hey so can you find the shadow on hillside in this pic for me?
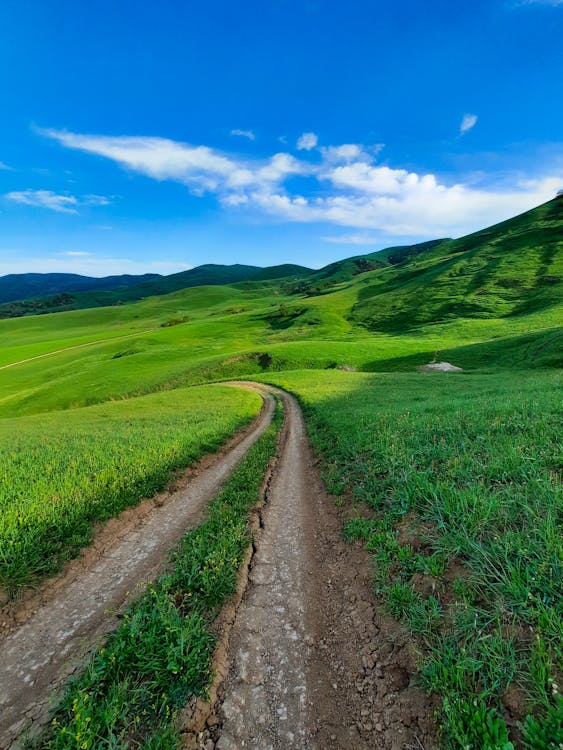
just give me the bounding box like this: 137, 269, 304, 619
364, 327, 563, 373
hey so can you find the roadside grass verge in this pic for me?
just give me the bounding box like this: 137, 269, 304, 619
0, 385, 262, 593
266, 370, 562, 749
34, 400, 282, 750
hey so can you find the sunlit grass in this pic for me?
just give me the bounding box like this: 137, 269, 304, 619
36, 404, 282, 750
266, 369, 562, 747
0, 385, 261, 592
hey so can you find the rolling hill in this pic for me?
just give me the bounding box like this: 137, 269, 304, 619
0, 271, 161, 304
0, 262, 312, 318
7, 194, 558, 326
1, 196, 561, 750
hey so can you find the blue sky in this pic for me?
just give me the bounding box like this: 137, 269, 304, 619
1, 0, 562, 276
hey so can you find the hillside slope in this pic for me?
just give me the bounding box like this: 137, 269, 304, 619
0, 272, 161, 304
0, 263, 262, 317
350, 196, 562, 332
0, 263, 314, 318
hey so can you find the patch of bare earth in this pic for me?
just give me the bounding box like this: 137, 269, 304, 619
0, 392, 275, 750
185, 388, 437, 750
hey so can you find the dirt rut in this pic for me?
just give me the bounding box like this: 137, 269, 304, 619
210, 387, 436, 750
0, 390, 275, 749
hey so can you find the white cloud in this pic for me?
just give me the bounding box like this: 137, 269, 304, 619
0, 161, 12, 171
39, 126, 563, 240
460, 114, 478, 135
230, 129, 256, 141
83, 194, 112, 206
321, 232, 379, 245
4, 188, 112, 214
515, 0, 563, 5
320, 143, 384, 164
0, 253, 188, 277
327, 163, 418, 194
247, 175, 562, 238
40, 128, 310, 197
5, 189, 79, 214
297, 132, 318, 151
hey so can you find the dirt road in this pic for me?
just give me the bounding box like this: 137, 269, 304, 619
0, 390, 275, 749
211, 387, 436, 750
1, 384, 435, 749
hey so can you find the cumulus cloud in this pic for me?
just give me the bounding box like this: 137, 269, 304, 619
40, 128, 311, 198
39, 126, 563, 240
245, 175, 562, 238
319, 143, 383, 164
230, 129, 256, 141
297, 132, 318, 150
460, 114, 478, 135
4, 188, 112, 214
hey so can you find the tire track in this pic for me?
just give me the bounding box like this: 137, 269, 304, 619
0, 389, 275, 749
210, 386, 437, 750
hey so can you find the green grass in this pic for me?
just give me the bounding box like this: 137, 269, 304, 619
0, 385, 262, 593
34, 403, 282, 750
1, 197, 562, 747
264, 369, 562, 748
0, 199, 560, 418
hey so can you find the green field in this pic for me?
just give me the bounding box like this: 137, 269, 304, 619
0, 385, 261, 592
37, 407, 282, 750
1, 197, 562, 748
264, 369, 562, 747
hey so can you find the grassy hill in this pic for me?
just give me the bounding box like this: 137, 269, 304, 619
1, 197, 561, 748
0, 263, 261, 317
0, 196, 560, 418
0, 262, 313, 318
0, 271, 161, 304
351, 196, 562, 332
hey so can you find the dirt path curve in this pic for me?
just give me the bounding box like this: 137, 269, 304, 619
0, 389, 275, 749
211, 386, 436, 750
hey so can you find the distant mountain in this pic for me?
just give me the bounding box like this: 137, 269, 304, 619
249, 264, 311, 281
0, 262, 313, 318
4, 193, 561, 323
0, 272, 161, 305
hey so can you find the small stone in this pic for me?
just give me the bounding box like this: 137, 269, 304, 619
216, 736, 237, 750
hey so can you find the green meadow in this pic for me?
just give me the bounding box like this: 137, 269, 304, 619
0, 386, 261, 592
38, 407, 282, 750
264, 369, 562, 747
1, 197, 561, 747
